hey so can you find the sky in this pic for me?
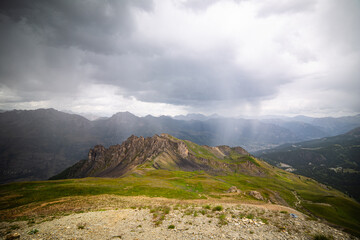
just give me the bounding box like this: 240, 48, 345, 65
0, 0, 359, 118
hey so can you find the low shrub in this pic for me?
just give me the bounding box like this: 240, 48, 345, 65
28, 229, 39, 235
212, 205, 223, 211
313, 234, 333, 240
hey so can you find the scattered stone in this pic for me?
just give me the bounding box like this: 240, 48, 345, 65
0, 201, 353, 240
5, 232, 20, 240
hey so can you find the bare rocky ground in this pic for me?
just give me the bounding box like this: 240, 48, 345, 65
1, 196, 357, 240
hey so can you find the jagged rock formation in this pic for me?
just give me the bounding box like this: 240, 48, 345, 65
51, 134, 264, 179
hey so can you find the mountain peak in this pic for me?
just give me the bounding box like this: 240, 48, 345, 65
108, 112, 139, 123
112, 111, 137, 118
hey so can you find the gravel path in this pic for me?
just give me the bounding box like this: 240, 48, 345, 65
1, 202, 355, 240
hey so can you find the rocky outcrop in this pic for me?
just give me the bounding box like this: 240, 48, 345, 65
226, 186, 241, 193
248, 191, 264, 201
51, 134, 263, 179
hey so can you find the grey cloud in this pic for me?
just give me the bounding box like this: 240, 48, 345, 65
257, 0, 316, 17
88, 47, 287, 106
319, 0, 360, 53
317, 0, 360, 107
181, 0, 247, 11
181, 0, 222, 11
0, 14, 88, 100
0, 0, 294, 107
0, 0, 153, 103
0, 0, 153, 54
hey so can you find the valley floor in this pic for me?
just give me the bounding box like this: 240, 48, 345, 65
0, 196, 355, 240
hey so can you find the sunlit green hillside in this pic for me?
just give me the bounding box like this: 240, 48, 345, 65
1, 155, 359, 236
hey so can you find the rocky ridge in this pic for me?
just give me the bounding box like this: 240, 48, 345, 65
52, 134, 262, 179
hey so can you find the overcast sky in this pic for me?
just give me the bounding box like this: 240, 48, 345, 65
0, 0, 359, 117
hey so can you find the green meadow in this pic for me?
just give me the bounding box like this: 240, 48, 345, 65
1, 165, 360, 236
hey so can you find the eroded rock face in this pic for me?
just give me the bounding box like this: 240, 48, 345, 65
177, 141, 189, 158
52, 134, 261, 179
53, 134, 192, 178
81, 134, 188, 177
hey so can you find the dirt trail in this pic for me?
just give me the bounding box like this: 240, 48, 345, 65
13, 200, 68, 217
293, 191, 302, 208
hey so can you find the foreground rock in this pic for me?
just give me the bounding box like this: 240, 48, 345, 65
0, 202, 354, 240
4, 233, 20, 240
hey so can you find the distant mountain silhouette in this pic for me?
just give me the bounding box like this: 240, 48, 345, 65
264, 114, 360, 137
173, 113, 220, 121
0, 109, 99, 183
1, 108, 359, 183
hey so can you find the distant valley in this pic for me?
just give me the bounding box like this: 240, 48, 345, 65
255, 127, 360, 202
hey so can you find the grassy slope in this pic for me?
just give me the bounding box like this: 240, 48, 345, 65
1, 140, 360, 236
1, 167, 359, 235
256, 129, 360, 201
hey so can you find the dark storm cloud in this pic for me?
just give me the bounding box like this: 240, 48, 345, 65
87, 46, 287, 106
0, 0, 359, 116
0, 14, 82, 98
0, 0, 153, 54
0, 0, 153, 102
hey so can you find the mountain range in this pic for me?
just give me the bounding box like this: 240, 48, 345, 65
261, 114, 360, 138
255, 127, 360, 201
1, 108, 360, 183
